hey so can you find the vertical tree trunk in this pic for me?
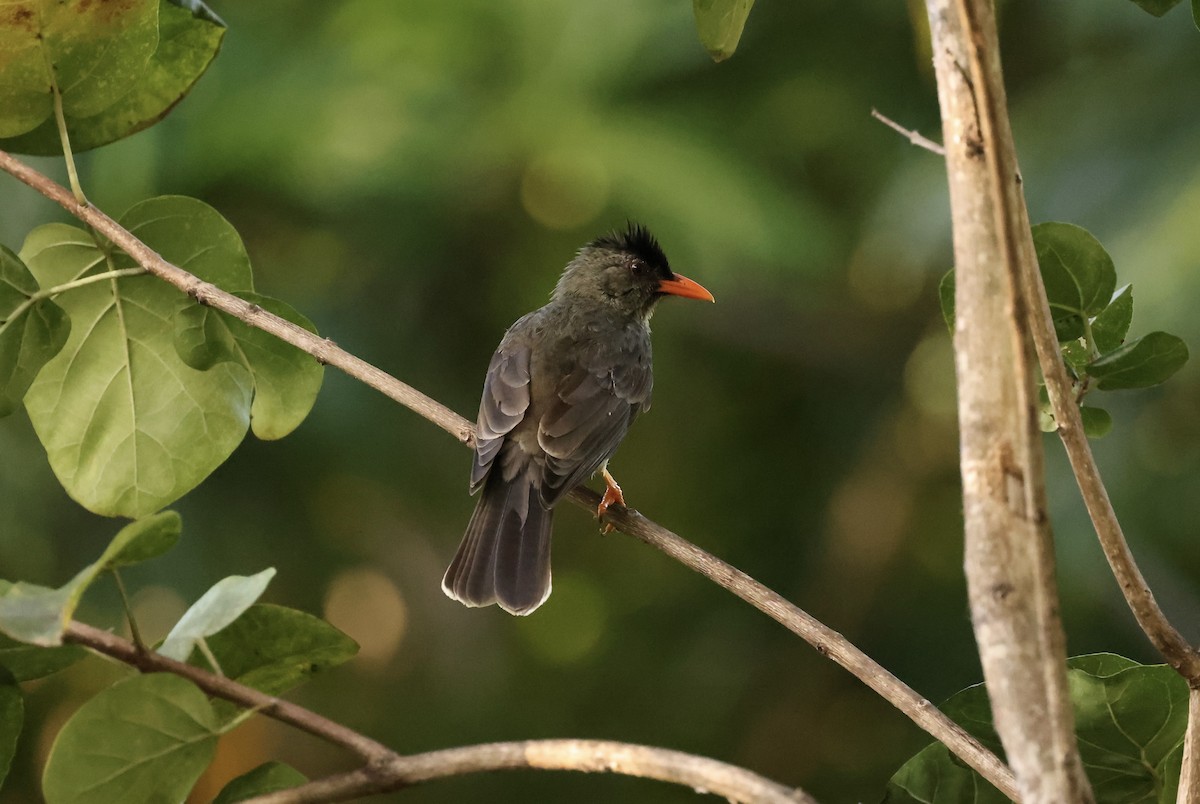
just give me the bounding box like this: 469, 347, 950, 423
923, 1, 1093, 801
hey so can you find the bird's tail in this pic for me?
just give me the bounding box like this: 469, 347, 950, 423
441, 471, 553, 615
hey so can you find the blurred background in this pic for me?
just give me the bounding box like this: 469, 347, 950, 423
2, 0, 1199, 801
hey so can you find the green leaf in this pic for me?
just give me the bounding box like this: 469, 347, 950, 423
119, 195, 253, 292
1092, 285, 1133, 355
1194, 0, 1200, 32
692, 0, 756, 62
0, 0, 159, 138
0, 668, 22, 790
0, 0, 226, 155
159, 569, 276, 661
1062, 340, 1090, 375
0, 244, 71, 417
98, 511, 182, 568
212, 761, 307, 803
938, 269, 955, 334
1087, 332, 1189, 390
0, 567, 98, 646
198, 604, 358, 698
1032, 222, 1117, 342
174, 293, 323, 440
1080, 406, 1113, 439
174, 300, 240, 370
1070, 661, 1186, 800
884, 743, 1010, 803
42, 673, 218, 804
1068, 653, 1140, 675
1038, 404, 1057, 433
21, 198, 257, 517
0, 513, 181, 645
883, 681, 1007, 804
0, 635, 84, 681
1127, 0, 1184, 15
885, 654, 1187, 804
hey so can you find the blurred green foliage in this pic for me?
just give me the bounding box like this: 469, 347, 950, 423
1, 0, 1199, 801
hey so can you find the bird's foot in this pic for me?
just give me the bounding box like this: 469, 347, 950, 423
596, 469, 625, 534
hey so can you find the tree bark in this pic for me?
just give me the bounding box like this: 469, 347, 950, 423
923, 0, 1093, 801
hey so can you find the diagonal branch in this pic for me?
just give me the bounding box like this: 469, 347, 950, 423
590, 498, 1017, 799
0, 148, 1016, 800
63, 622, 811, 804
0, 150, 474, 448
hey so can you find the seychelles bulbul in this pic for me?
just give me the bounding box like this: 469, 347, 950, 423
441, 224, 715, 615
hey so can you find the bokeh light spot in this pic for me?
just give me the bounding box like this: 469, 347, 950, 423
516, 572, 607, 664
129, 585, 189, 646
323, 567, 408, 667
904, 331, 958, 420
520, 150, 610, 231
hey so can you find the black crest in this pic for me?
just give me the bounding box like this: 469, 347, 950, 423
589, 223, 669, 272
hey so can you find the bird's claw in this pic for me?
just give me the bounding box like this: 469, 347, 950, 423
596, 471, 625, 533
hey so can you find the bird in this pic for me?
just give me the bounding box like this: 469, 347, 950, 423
441, 223, 715, 615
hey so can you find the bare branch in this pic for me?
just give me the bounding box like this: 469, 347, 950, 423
924, 0, 1091, 801
870, 108, 946, 155
64, 623, 812, 804
0, 148, 1016, 800
244, 741, 815, 804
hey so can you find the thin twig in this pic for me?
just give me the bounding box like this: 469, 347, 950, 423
45, 58, 86, 205
64, 623, 813, 804
1048, 369, 1200, 802
110, 570, 144, 651
0, 266, 145, 335
63, 621, 396, 764
0, 149, 1016, 800
870, 108, 946, 155
1031, 279, 1200, 676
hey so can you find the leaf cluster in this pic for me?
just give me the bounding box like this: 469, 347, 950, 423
0, 514, 357, 803
1, 196, 323, 517
940, 222, 1189, 438
0, 8, 340, 800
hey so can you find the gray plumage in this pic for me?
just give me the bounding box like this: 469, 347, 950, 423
442, 224, 711, 615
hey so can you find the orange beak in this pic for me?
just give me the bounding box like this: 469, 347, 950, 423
657, 273, 715, 303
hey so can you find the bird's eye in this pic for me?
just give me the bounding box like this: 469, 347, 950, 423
628, 258, 650, 277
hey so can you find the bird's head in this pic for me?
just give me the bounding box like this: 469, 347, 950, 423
553, 223, 715, 318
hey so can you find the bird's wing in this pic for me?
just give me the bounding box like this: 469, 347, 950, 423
537, 343, 653, 506
470, 338, 532, 493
